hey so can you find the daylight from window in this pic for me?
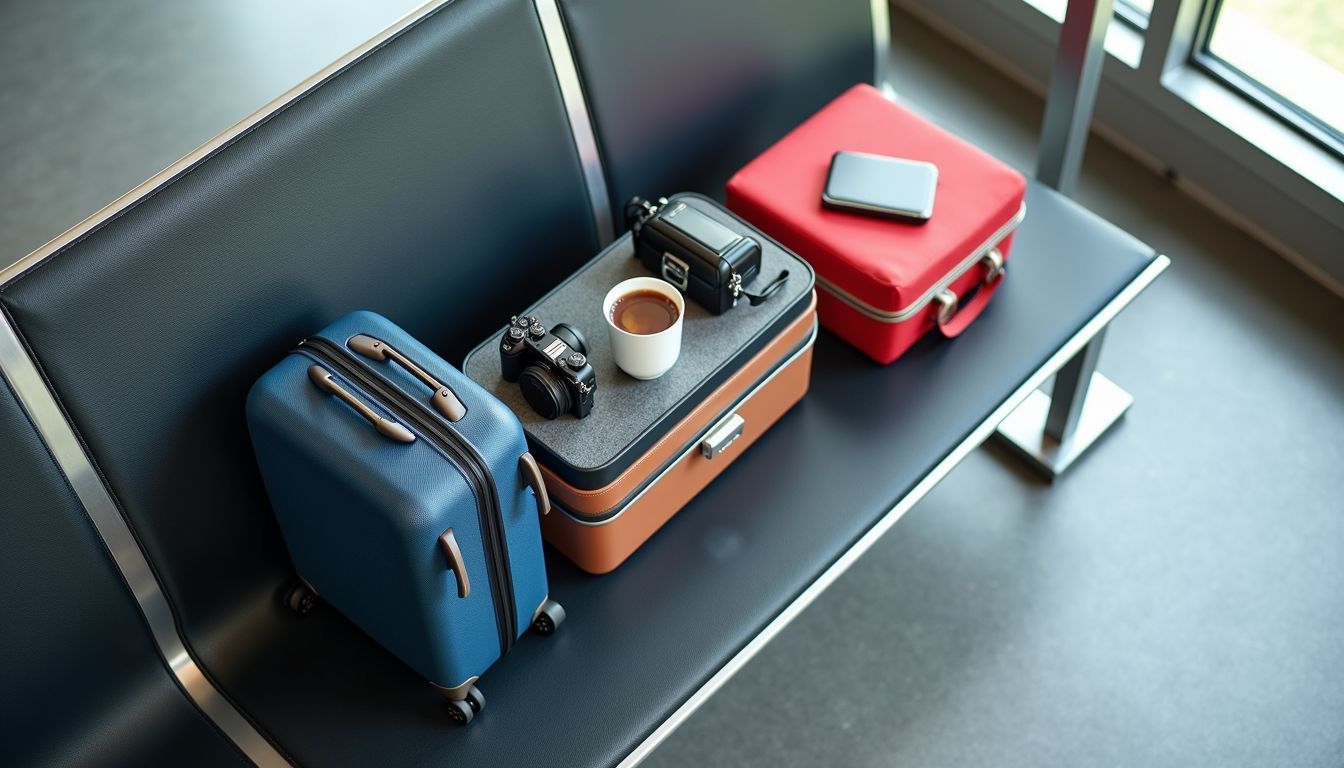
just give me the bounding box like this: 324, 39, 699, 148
1207, 0, 1344, 137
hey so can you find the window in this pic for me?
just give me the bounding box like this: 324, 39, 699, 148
1114, 0, 1153, 30
1195, 0, 1344, 154
898, 0, 1344, 289
1021, 0, 1146, 66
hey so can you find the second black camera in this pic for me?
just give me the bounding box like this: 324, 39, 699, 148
627, 196, 788, 315
500, 315, 596, 420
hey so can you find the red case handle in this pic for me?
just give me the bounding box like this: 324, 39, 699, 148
934, 249, 1005, 338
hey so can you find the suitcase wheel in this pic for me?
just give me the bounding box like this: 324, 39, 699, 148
283, 580, 318, 615
532, 598, 566, 636
447, 698, 475, 725
465, 685, 485, 714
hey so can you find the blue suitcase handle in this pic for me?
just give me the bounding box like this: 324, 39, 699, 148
348, 334, 468, 422
438, 529, 471, 599
307, 365, 416, 444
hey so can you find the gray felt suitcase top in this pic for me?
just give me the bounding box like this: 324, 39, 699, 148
463, 193, 815, 490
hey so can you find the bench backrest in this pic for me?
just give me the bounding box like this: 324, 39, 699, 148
0, 0, 598, 680
558, 0, 875, 220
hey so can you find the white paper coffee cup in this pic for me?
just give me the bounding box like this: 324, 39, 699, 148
602, 277, 685, 380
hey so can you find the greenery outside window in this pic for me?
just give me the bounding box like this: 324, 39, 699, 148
1193, 0, 1344, 156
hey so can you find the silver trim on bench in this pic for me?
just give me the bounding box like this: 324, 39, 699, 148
534, 0, 617, 246
0, 2, 459, 764
871, 0, 892, 88
616, 253, 1170, 768
0, 314, 291, 768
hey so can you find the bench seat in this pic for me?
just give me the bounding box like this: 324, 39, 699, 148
177, 181, 1158, 767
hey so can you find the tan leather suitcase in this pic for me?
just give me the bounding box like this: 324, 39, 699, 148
464, 194, 816, 573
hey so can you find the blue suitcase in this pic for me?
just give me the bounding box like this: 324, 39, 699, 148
246, 310, 563, 725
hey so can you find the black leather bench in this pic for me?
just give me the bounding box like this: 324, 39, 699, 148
0, 377, 250, 768
0, 1, 1163, 766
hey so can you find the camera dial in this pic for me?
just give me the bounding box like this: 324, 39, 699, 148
500, 317, 596, 420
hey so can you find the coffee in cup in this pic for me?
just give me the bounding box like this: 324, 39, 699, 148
602, 277, 685, 380
609, 289, 680, 335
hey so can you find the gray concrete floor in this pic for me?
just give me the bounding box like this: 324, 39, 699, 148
3, 3, 1341, 767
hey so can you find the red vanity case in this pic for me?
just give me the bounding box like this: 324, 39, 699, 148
727, 83, 1027, 364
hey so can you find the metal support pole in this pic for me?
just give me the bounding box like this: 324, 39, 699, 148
995, 339, 1134, 478
996, 0, 1137, 480
1036, 0, 1114, 195
1045, 328, 1106, 439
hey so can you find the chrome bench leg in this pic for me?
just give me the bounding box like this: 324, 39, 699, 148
995, 331, 1132, 479
996, 0, 1131, 480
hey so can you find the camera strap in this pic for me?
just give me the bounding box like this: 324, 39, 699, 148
624, 195, 667, 237
738, 269, 789, 306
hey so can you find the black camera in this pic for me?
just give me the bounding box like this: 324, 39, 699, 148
499, 315, 596, 420
626, 195, 788, 315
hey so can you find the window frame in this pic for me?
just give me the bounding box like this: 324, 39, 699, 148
1113, 0, 1151, 31
1189, 0, 1344, 159
890, 0, 1344, 296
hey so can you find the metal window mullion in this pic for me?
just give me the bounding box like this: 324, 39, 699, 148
1140, 0, 1207, 81
871, 0, 892, 88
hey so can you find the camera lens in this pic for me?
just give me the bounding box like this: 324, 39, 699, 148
551, 323, 588, 354
519, 363, 571, 420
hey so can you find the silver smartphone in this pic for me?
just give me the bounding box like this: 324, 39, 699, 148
822, 150, 938, 223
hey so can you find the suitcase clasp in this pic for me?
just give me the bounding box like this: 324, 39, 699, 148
661, 251, 690, 291
981, 248, 1006, 284
701, 413, 745, 459
933, 290, 959, 327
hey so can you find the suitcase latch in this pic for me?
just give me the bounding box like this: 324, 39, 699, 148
701, 413, 745, 459
981, 248, 1005, 284
662, 251, 690, 290
933, 290, 959, 326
